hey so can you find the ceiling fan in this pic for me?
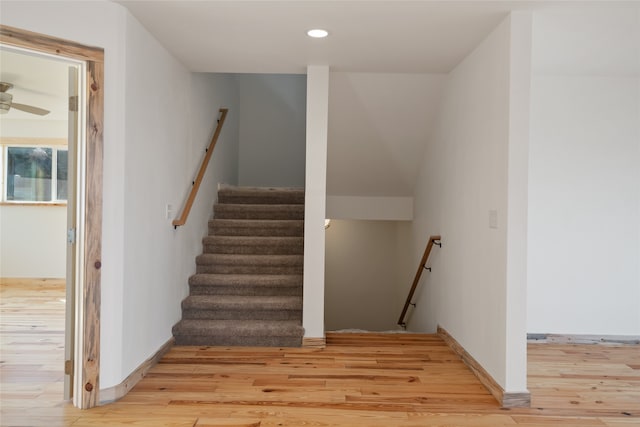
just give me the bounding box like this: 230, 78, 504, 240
0, 82, 50, 116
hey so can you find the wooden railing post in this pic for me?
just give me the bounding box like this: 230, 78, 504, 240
398, 235, 442, 327
172, 108, 228, 228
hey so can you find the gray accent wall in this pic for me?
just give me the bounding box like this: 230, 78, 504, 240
237, 74, 306, 188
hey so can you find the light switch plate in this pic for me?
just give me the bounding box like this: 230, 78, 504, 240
489, 209, 498, 229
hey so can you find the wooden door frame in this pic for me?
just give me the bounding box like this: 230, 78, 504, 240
0, 25, 104, 409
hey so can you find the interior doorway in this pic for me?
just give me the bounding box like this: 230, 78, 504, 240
0, 44, 79, 401
0, 25, 104, 409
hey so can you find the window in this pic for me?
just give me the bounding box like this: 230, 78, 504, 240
2, 145, 68, 202
56, 149, 68, 200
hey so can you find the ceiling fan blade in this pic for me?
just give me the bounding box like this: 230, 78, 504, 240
10, 102, 50, 116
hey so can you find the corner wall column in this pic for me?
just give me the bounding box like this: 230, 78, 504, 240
303, 65, 329, 340
505, 11, 533, 396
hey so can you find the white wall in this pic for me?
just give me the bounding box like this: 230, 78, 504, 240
0, 119, 68, 279
407, 14, 531, 393
237, 74, 306, 188
327, 72, 446, 197
325, 220, 404, 331
0, 120, 68, 138
121, 16, 239, 382
0, 205, 66, 277
326, 195, 413, 221
0, 1, 240, 391
180, 72, 239, 275
528, 7, 640, 335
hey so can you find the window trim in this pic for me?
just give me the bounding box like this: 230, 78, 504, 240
0, 138, 69, 204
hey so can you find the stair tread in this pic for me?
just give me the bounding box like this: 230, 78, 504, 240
210, 219, 304, 226
213, 204, 304, 220
189, 274, 302, 285
218, 185, 305, 205
183, 295, 302, 310
209, 219, 304, 237
189, 274, 302, 296
215, 203, 304, 208
196, 253, 303, 264
203, 235, 303, 243
203, 235, 303, 255
219, 184, 304, 193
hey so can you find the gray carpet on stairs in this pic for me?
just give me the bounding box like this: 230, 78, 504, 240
173, 185, 305, 347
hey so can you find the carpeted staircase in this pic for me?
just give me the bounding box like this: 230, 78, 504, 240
172, 185, 305, 347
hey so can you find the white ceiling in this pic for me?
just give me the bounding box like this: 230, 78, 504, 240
117, 0, 551, 74
117, 1, 640, 75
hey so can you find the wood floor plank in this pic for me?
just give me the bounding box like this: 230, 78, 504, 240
1, 279, 639, 426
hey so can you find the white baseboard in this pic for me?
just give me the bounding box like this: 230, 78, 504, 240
99, 337, 174, 405
438, 325, 530, 408
527, 333, 640, 345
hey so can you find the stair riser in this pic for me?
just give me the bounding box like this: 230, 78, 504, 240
214, 212, 305, 221
196, 254, 303, 264
209, 225, 304, 237
183, 309, 302, 321
173, 320, 304, 336
218, 195, 304, 205
190, 285, 302, 297
203, 243, 303, 255
182, 296, 302, 312
189, 276, 302, 287
196, 265, 303, 275
214, 206, 304, 220
174, 335, 302, 347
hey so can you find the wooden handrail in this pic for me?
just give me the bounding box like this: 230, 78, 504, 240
173, 108, 228, 228
398, 235, 442, 327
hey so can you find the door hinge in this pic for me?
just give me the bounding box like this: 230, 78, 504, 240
67, 228, 76, 244
64, 359, 73, 375
69, 95, 78, 112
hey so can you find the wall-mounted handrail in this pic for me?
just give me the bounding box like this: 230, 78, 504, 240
398, 235, 442, 328
173, 108, 228, 228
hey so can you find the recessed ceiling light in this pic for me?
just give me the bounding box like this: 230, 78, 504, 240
307, 29, 329, 38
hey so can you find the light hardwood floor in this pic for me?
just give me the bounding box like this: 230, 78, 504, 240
1, 279, 638, 426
